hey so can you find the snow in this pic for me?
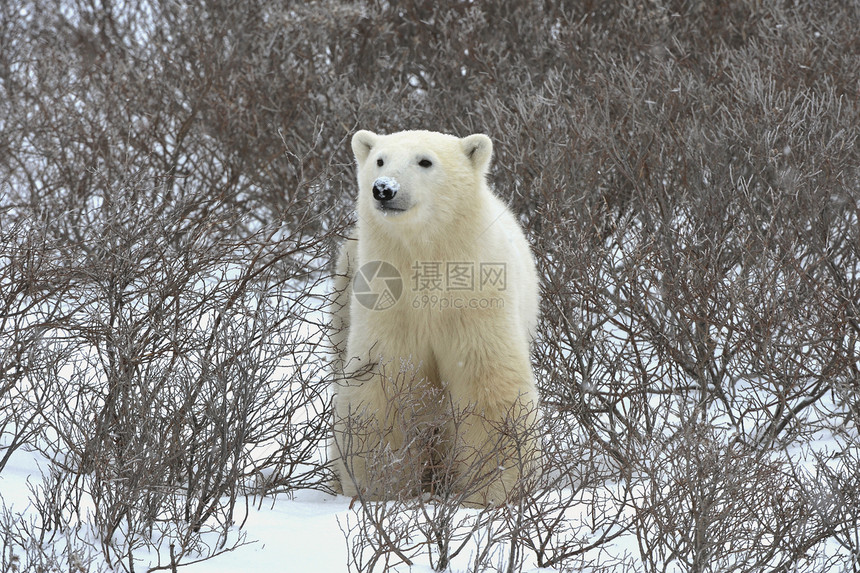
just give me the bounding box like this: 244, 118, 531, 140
181, 490, 352, 573
374, 176, 401, 194
0, 443, 355, 572
1, 445, 566, 572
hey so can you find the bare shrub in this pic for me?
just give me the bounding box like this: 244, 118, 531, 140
631, 424, 833, 572
2, 171, 338, 568
507, 412, 631, 570
1, 0, 346, 568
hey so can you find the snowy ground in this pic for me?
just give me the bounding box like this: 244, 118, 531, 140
182, 490, 354, 573
3, 403, 855, 572
0, 446, 346, 572
1, 445, 562, 573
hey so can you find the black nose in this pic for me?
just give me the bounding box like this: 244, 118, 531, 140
373, 181, 397, 202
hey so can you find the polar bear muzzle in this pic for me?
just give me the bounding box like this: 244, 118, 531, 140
372, 177, 410, 213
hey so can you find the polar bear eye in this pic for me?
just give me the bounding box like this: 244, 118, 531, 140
418, 159, 433, 168
376, 158, 384, 167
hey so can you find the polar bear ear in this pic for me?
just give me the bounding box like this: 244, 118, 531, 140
461, 133, 493, 172
351, 130, 378, 164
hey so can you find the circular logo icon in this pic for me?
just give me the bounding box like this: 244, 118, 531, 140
353, 261, 403, 311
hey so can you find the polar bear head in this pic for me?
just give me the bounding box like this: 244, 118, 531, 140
351, 130, 493, 234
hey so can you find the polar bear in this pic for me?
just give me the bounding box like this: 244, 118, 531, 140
330, 129, 540, 506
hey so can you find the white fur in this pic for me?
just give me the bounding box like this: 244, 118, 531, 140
331, 130, 540, 506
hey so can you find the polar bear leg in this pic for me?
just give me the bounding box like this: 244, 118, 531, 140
437, 335, 540, 506
334, 352, 440, 499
